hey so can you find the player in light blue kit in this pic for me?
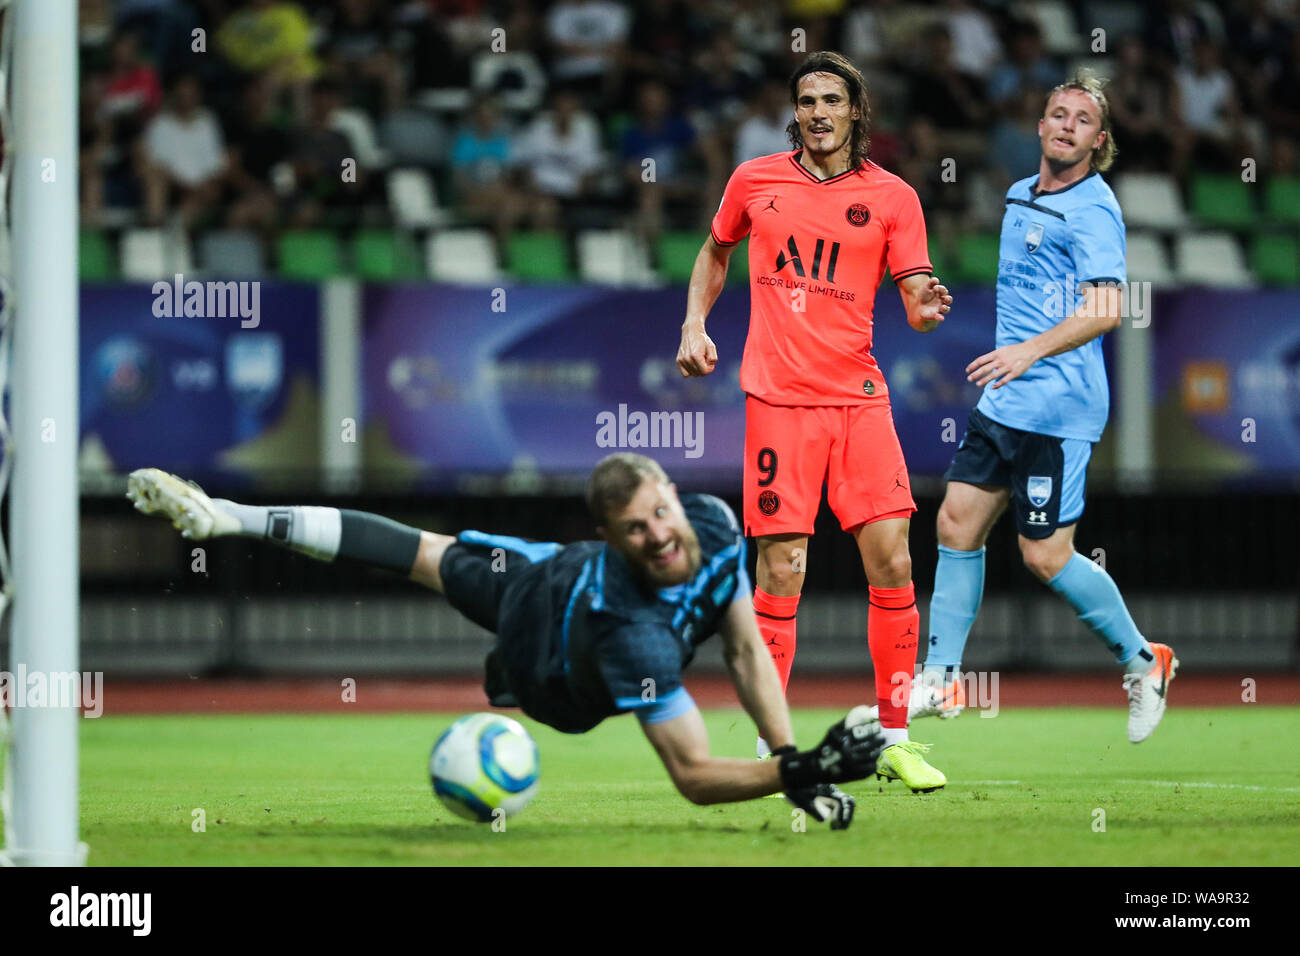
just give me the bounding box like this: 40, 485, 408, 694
889, 73, 1176, 743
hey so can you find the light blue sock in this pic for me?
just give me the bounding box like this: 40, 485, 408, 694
1047, 553, 1152, 669
924, 545, 985, 680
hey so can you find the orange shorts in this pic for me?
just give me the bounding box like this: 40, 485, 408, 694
743, 395, 916, 537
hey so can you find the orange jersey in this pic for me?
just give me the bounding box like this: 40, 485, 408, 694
711, 151, 932, 406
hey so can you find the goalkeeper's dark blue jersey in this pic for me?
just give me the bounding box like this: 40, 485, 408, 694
488, 495, 749, 734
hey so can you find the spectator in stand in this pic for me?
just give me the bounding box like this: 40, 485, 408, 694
512, 85, 604, 230
1172, 38, 1241, 172
1142, 0, 1212, 74
621, 80, 702, 242
285, 81, 368, 227
223, 76, 291, 231
86, 31, 161, 224
939, 0, 1003, 79
1109, 36, 1188, 173
320, 0, 405, 114
624, 0, 696, 93
139, 73, 228, 227
103, 31, 163, 124
1265, 31, 1300, 141
988, 20, 1059, 109
217, 0, 320, 121
544, 0, 631, 103
988, 86, 1048, 190
908, 23, 989, 159
450, 97, 528, 244
685, 31, 764, 128
734, 79, 795, 166
1226, 0, 1292, 113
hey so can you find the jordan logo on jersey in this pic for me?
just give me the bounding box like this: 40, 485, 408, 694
762, 196, 780, 213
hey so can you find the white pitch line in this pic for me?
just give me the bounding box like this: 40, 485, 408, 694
957, 778, 1300, 794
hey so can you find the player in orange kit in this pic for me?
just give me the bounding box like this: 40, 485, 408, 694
676, 51, 952, 791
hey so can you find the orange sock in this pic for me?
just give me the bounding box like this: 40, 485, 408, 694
753, 587, 800, 693
868, 583, 920, 729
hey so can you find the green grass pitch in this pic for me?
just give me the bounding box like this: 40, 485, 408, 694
11, 706, 1299, 865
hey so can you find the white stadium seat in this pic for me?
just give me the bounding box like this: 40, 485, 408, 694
120, 228, 192, 281
427, 228, 501, 283
1029, 0, 1086, 55
576, 230, 655, 286
387, 168, 447, 229
1173, 232, 1255, 288
1124, 233, 1173, 287
1115, 173, 1187, 231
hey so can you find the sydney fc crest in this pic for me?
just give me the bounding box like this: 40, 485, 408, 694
1027, 475, 1052, 508
1025, 222, 1044, 253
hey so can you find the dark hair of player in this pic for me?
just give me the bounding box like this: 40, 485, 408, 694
1048, 70, 1118, 173
586, 453, 670, 525
785, 51, 871, 169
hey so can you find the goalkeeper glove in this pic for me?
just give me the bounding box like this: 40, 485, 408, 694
774, 713, 885, 790
784, 783, 855, 830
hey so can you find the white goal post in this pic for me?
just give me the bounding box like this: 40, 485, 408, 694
0, 0, 83, 867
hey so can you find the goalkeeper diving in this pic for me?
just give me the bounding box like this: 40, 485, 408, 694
127, 452, 885, 828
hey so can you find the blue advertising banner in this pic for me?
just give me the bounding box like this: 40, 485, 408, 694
362, 284, 1022, 489
80, 283, 321, 485
1154, 290, 1300, 480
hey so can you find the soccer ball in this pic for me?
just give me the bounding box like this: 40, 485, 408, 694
429, 713, 540, 822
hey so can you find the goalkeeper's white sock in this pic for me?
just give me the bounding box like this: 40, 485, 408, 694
212, 501, 343, 561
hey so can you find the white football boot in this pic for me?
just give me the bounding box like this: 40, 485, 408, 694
853, 672, 966, 723
1123, 643, 1178, 743
126, 468, 241, 540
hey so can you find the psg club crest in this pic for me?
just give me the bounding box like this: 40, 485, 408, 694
1025, 221, 1044, 253
758, 490, 781, 515
845, 202, 871, 227
1027, 475, 1052, 508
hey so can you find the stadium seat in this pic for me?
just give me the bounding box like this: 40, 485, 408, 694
507, 231, 572, 282
353, 229, 422, 281
1173, 232, 1254, 288
277, 230, 342, 280
1115, 173, 1186, 230
378, 107, 448, 168
79, 230, 116, 281
427, 228, 501, 283
1189, 174, 1255, 229
120, 228, 192, 281
1264, 177, 1300, 225
577, 230, 655, 285
1250, 233, 1299, 285
1084, 1, 1144, 39
387, 168, 446, 230
954, 233, 1001, 284
197, 230, 266, 278
658, 231, 701, 283
1125, 232, 1174, 286
928, 240, 951, 282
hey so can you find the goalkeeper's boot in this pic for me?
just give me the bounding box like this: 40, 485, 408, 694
875, 741, 946, 793
1123, 642, 1178, 743
126, 468, 241, 540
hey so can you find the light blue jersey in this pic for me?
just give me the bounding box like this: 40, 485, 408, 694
976, 171, 1126, 442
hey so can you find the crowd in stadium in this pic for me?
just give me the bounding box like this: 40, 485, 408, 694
75, 0, 1299, 276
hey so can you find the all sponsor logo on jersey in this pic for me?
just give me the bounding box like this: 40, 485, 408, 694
1027, 475, 1052, 508
774, 235, 841, 281
845, 202, 870, 227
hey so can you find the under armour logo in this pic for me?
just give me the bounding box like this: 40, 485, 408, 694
1028, 511, 1048, 524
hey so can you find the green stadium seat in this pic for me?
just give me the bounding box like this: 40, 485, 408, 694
928, 240, 951, 282
954, 233, 1000, 284
79, 230, 116, 281
1251, 233, 1299, 285
277, 230, 342, 279
658, 231, 701, 283
1264, 177, 1300, 225
1189, 174, 1255, 229
507, 231, 571, 282
352, 229, 421, 280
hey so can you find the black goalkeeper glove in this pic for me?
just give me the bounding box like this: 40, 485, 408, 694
774, 713, 885, 790
784, 783, 855, 830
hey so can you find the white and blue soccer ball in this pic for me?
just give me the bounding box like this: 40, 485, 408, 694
429, 713, 540, 822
